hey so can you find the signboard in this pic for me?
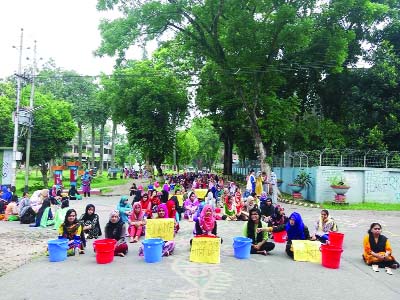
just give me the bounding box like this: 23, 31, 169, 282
145, 218, 175, 241
190, 237, 221, 264
292, 240, 322, 263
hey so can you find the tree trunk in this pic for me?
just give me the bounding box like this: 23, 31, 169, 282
91, 122, 95, 169
111, 120, 117, 168
248, 109, 270, 175
40, 161, 49, 188
78, 122, 83, 165
156, 163, 163, 177
222, 130, 234, 176
99, 123, 105, 175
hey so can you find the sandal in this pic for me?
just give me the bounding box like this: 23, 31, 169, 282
117, 253, 125, 257
372, 265, 379, 272
129, 237, 135, 243
390, 263, 399, 269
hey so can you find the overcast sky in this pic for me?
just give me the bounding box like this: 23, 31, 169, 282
0, 0, 129, 79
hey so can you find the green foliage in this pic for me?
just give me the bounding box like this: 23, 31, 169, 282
176, 130, 199, 168
328, 175, 347, 186
293, 171, 313, 188
101, 60, 188, 175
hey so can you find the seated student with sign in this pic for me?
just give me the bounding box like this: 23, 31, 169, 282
190, 205, 223, 246
285, 212, 310, 259
129, 202, 146, 243
139, 204, 175, 257
166, 198, 180, 234
243, 208, 275, 256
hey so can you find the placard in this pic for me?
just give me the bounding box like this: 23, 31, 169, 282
169, 194, 184, 206
190, 237, 221, 264
145, 218, 175, 241
194, 189, 208, 199
292, 240, 322, 263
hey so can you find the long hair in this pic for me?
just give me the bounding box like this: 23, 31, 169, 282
246, 208, 263, 243
368, 222, 382, 234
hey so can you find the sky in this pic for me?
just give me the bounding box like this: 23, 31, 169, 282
0, 0, 130, 79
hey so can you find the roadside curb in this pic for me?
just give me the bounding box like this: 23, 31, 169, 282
279, 198, 321, 209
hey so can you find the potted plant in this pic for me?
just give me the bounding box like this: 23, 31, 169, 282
66, 160, 81, 167
329, 176, 350, 195
288, 171, 312, 192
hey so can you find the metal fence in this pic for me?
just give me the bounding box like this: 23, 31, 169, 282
271, 149, 400, 168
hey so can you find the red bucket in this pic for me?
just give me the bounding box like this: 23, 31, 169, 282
328, 232, 344, 248
321, 245, 343, 269
93, 239, 117, 264
273, 230, 287, 243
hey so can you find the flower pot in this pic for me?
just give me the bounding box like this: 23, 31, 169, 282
331, 185, 350, 195
51, 166, 65, 171
288, 184, 304, 193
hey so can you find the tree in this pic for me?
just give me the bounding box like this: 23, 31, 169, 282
175, 130, 199, 170
22, 90, 76, 187
0, 80, 15, 146
101, 60, 188, 175
96, 0, 387, 174
36, 61, 97, 164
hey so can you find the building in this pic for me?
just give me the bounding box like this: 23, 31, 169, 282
63, 144, 113, 169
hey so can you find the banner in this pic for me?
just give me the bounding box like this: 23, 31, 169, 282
145, 218, 175, 241
194, 189, 208, 199
292, 240, 322, 263
190, 237, 221, 264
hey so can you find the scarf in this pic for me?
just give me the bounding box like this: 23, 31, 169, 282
286, 212, 305, 240
317, 216, 336, 232
81, 204, 96, 221
166, 200, 176, 220
157, 203, 169, 218
105, 210, 123, 240
369, 233, 388, 253
131, 202, 144, 221
36, 199, 51, 222
199, 204, 215, 232
61, 209, 81, 239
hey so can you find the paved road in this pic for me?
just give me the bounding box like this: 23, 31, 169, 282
0, 184, 399, 300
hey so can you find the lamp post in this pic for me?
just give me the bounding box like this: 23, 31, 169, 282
24, 40, 37, 192
10, 28, 25, 188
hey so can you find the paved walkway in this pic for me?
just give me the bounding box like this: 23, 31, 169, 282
0, 182, 399, 300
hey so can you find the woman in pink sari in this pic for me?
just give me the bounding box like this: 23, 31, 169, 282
128, 202, 145, 243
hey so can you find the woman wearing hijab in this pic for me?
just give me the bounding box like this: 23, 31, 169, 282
138, 204, 176, 257
59, 209, 84, 255
166, 198, 180, 234
68, 185, 79, 200
285, 212, 310, 259
183, 192, 199, 221
19, 192, 36, 224
30, 199, 54, 227
205, 190, 215, 208
116, 196, 132, 224
363, 222, 399, 274
53, 199, 70, 230
194, 204, 218, 236
140, 193, 152, 218
81, 171, 92, 199
310, 209, 338, 243
224, 195, 237, 221
1, 186, 12, 202
105, 210, 128, 257
128, 202, 145, 243
243, 208, 275, 255
79, 204, 102, 239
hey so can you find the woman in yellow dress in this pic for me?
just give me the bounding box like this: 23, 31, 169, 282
255, 172, 263, 196
363, 222, 399, 274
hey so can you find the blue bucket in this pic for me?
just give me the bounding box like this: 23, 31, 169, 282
233, 237, 252, 259
48, 239, 69, 262
142, 238, 164, 263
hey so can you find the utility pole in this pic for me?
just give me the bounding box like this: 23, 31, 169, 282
24, 40, 37, 192
11, 28, 24, 188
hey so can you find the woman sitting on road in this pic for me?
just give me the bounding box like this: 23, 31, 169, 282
30, 199, 54, 227
223, 195, 237, 221
53, 199, 69, 230
105, 210, 128, 257
310, 209, 338, 243
138, 204, 175, 257
167, 197, 180, 234
79, 204, 102, 239
128, 202, 145, 243
19, 192, 36, 224
285, 212, 310, 259
116, 196, 132, 224
140, 193, 152, 218
363, 222, 399, 274
68, 185, 79, 201
183, 192, 199, 221
243, 208, 275, 255
59, 209, 84, 256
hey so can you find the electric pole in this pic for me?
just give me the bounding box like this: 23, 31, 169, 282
11, 28, 24, 188
24, 40, 37, 192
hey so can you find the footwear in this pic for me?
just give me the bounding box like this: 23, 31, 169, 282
129, 237, 135, 243
385, 267, 393, 275
390, 263, 399, 269
372, 265, 379, 272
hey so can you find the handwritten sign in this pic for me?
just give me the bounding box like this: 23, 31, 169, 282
145, 218, 175, 241
194, 189, 208, 199
190, 237, 221, 264
292, 240, 321, 263
169, 194, 184, 206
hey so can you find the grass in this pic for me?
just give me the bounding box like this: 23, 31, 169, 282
15, 169, 130, 193
281, 192, 400, 211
